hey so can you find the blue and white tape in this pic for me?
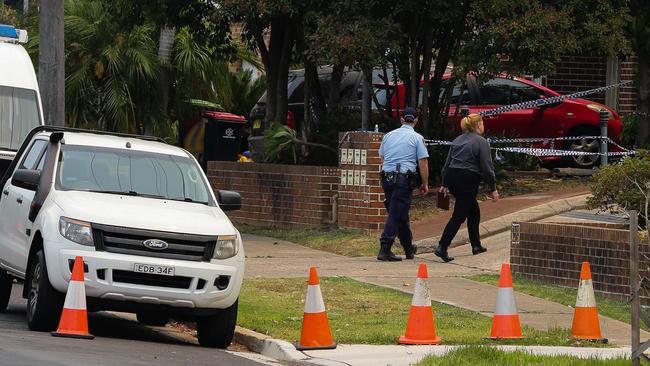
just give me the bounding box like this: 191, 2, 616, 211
424, 135, 636, 157
479, 81, 632, 117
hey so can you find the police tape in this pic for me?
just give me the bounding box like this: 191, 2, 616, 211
424, 136, 636, 157
492, 146, 635, 157
479, 81, 632, 117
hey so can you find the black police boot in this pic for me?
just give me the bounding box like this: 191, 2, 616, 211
404, 244, 418, 260
472, 245, 487, 255
377, 242, 402, 261
434, 245, 454, 263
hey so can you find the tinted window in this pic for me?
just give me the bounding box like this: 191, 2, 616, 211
441, 83, 472, 105
56, 145, 211, 205
479, 78, 546, 105
19, 139, 47, 170
0, 86, 41, 150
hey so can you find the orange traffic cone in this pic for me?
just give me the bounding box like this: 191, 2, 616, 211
399, 263, 441, 344
490, 263, 522, 339
295, 267, 336, 350
571, 262, 606, 342
51, 256, 94, 339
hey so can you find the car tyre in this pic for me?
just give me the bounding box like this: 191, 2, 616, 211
27, 250, 64, 331
196, 299, 238, 348
0, 270, 13, 312
566, 127, 601, 169
136, 312, 170, 327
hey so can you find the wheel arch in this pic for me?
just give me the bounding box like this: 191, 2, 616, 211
22, 231, 43, 299
567, 123, 599, 136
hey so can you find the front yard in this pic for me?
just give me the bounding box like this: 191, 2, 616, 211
238, 277, 606, 347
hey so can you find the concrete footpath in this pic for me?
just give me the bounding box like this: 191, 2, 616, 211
241, 192, 646, 365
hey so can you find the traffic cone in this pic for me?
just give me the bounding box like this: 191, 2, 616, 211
295, 267, 336, 350
571, 262, 606, 341
399, 263, 441, 344
490, 263, 522, 339
51, 256, 94, 339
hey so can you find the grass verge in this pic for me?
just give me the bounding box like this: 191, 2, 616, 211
468, 274, 647, 332
238, 224, 380, 257
239, 277, 606, 346
414, 346, 627, 366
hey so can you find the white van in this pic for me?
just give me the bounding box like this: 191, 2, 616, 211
0, 24, 43, 167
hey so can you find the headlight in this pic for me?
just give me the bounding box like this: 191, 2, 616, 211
59, 217, 94, 246
213, 235, 238, 259
586, 104, 613, 119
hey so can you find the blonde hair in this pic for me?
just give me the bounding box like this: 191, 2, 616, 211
460, 114, 483, 132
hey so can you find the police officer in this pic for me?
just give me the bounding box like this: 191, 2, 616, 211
377, 107, 429, 261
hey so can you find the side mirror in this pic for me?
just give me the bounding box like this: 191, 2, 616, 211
12, 169, 41, 191
217, 190, 241, 211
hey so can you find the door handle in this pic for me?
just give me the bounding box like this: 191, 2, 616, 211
2, 190, 7, 196
16, 198, 22, 204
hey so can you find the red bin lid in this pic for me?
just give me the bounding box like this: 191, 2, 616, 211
202, 111, 246, 123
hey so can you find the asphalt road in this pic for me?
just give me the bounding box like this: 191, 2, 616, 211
0, 283, 267, 366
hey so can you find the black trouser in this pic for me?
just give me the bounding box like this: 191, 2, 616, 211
380, 175, 412, 247
439, 168, 482, 251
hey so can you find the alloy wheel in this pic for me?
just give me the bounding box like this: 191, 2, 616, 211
28, 261, 41, 322
570, 137, 599, 167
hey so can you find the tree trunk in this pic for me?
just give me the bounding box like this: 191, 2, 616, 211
420, 30, 434, 137
638, 57, 649, 146
327, 63, 345, 115
39, 0, 65, 126
409, 39, 418, 108
274, 18, 294, 125
303, 60, 320, 143
255, 19, 285, 127
151, 25, 175, 136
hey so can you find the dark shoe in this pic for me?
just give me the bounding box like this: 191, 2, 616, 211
472, 245, 487, 255
377, 242, 402, 261
404, 244, 418, 260
434, 246, 454, 263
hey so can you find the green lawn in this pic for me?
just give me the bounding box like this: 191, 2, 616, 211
415, 346, 628, 366
238, 277, 604, 346
238, 224, 380, 256
468, 274, 647, 332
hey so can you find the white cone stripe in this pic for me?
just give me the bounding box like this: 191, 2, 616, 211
411, 278, 432, 307
576, 279, 597, 308
494, 288, 518, 315
304, 284, 326, 313
63, 280, 87, 311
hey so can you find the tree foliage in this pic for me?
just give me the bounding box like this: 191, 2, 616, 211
588, 151, 650, 227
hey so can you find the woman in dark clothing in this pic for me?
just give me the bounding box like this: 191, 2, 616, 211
434, 114, 499, 263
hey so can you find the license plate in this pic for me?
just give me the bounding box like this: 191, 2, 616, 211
253, 119, 262, 129
133, 263, 175, 276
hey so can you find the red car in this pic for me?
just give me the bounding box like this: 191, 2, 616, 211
375, 74, 623, 168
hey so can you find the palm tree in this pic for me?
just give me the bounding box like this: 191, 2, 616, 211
64, 0, 160, 133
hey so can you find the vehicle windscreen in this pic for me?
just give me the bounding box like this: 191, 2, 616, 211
0, 86, 40, 150
56, 145, 212, 205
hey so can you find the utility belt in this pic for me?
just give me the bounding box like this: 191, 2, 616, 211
381, 163, 421, 189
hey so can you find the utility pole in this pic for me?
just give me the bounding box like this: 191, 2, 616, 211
39, 0, 65, 126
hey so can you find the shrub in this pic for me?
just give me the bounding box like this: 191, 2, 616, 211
587, 150, 650, 227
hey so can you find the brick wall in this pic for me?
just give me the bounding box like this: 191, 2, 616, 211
547, 56, 607, 105
206, 131, 387, 232
337, 132, 386, 231
619, 55, 638, 115
207, 161, 339, 227
510, 222, 650, 304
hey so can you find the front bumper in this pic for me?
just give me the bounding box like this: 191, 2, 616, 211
45, 240, 243, 311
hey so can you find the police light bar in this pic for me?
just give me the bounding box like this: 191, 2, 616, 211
0, 24, 28, 44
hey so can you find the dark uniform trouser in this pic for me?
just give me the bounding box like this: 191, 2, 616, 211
439, 168, 482, 250
380, 175, 413, 247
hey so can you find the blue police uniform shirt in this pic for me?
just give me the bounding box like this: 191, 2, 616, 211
379, 124, 429, 173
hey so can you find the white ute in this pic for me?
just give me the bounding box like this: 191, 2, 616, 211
0, 127, 245, 348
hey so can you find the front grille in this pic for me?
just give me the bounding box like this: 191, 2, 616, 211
112, 270, 192, 289
92, 223, 216, 262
